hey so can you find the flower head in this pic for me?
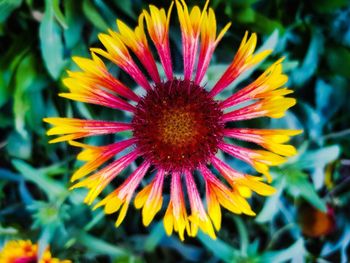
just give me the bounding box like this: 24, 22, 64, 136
0, 240, 70, 263
45, 0, 301, 240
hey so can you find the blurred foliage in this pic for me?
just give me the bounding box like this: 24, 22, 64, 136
1, 0, 350, 262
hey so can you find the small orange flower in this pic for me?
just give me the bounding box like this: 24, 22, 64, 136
0, 240, 70, 263
299, 204, 335, 238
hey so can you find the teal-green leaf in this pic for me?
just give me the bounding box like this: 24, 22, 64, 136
76, 231, 129, 257
63, 0, 84, 49
290, 29, 324, 87
6, 131, 32, 159
39, 0, 66, 79
144, 222, 165, 252
12, 159, 68, 199
298, 178, 327, 212
285, 169, 327, 212
261, 239, 306, 262
197, 231, 238, 262
256, 177, 286, 223
295, 145, 341, 170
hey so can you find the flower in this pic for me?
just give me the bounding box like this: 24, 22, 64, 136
298, 203, 335, 238
44, 0, 301, 240
0, 240, 71, 263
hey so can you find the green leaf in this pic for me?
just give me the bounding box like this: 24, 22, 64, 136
144, 222, 165, 252
82, 0, 109, 31
26, 90, 47, 134
311, 0, 349, 13
290, 29, 324, 87
256, 177, 286, 223
197, 231, 238, 262
316, 79, 339, 122
52, 0, 67, 28
6, 131, 32, 159
261, 239, 306, 262
76, 232, 129, 257
13, 54, 36, 137
12, 159, 68, 199
39, 0, 66, 79
326, 46, 350, 78
251, 13, 285, 35
236, 7, 256, 23
94, 0, 119, 27
0, 0, 22, 23
285, 169, 327, 212
294, 145, 341, 170
63, 0, 84, 49
113, 0, 135, 18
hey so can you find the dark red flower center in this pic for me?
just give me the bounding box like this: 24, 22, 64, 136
132, 79, 224, 172
14, 257, 37, 263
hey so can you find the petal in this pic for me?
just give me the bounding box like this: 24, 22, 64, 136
92, 31, 151, 91
184, 170, 216, 239
70, 150, 139, 205
219, 59, 287, 109
93, 161, 150, 226
195, 7, 231, 84
223, 128, 302, 157
211, 156, 276, 196
140, 170, 165, 226
176, 0, 208, 80
218, 142, 286, 182
60, 77, 135, 112
144, 3, 174, 79
222, 97, 296, 122
163, 172, 190, 241
68, 138, 135, 182
209, 32, 272, 97
44, 118, 132, 143
117, 16, 160, 83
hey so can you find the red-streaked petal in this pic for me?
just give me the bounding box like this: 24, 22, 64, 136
143, 3, 174, 80
163, 171, 190, 241
68, 138, 136, 182
71, 53, 139, 102
44, 118, 132, 143
184, 170, 216, 239
93, 161, 150, 227
134, 169, 165, 226
176, 0, 209, 80
92, 31, 151, 91
210, 156, 276, 196
205, 179, 221, 230
218, 142, 286, 182
219, 59, 287, 109
70, 150, 139, 205
200, 165, 254, 215
222, 97, 296, 122
223, 128, 302, 156
195, 8, 231, 84
117, 15, 161, 83
60, 77, 135, 112
209, 32, 272, 97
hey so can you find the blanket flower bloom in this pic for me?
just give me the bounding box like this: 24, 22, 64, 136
0, 240, 71, 263
44, 0, 301, 240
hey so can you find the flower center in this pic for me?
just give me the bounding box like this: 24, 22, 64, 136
132, 79, 224, 172
14, 257, 37, 263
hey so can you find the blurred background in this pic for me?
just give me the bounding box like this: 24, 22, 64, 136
0, 0, 350, 262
